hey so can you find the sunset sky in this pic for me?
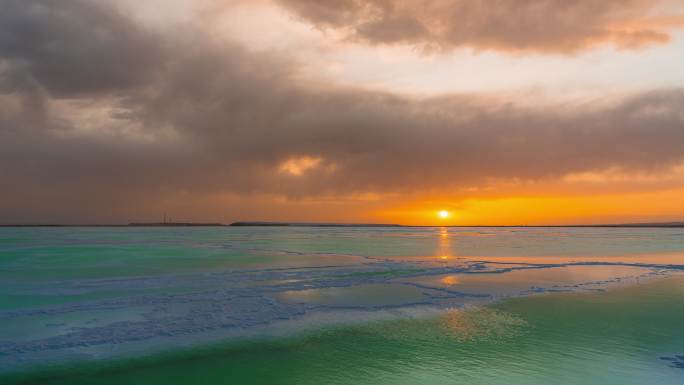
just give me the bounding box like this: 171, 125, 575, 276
2, 0, 684, 225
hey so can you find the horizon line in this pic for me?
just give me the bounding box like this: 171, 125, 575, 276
1, 220, 684, 228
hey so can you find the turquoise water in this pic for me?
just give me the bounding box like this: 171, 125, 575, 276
1, 227, 684, 383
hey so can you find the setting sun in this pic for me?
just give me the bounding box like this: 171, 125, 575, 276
438, 210, 450, 219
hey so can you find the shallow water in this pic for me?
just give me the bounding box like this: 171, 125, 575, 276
1, 226, 684, 383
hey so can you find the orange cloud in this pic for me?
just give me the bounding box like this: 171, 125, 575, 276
275, 0, 684, 53
279, 156, 323, 176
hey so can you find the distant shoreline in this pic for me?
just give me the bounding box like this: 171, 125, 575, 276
229, 222, 401, 227
1, 221, 684, 228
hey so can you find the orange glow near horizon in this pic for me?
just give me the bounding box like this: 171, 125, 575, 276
131, 169, 684, 227
373, 187, 684, 226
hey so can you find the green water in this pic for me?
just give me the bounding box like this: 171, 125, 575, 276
5, 277, 683, 385
2, 227, 684, 384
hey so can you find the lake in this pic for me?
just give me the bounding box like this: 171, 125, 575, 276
1, 226, 683, 384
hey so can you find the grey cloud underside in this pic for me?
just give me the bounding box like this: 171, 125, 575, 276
0, 0, 163, 97
1, 0, 684, 222
276, 0, 676, 52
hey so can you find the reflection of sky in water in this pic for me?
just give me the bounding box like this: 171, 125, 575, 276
403, 265, 664, 297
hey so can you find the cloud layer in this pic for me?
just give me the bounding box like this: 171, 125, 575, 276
1, 0, 684, 223
276, 0, 683, 53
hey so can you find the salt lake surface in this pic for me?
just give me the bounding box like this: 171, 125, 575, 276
1, 226, 683, 384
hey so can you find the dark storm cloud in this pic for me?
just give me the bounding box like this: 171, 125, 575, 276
1, 0, 684, 223
275, 0, 679, 53
0, 0, 163, 97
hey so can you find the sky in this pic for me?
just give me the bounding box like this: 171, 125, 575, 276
1, 0, 684, 225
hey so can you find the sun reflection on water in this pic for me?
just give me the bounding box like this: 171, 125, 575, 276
437, 227, 454, 261
440, 275, 460, 285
